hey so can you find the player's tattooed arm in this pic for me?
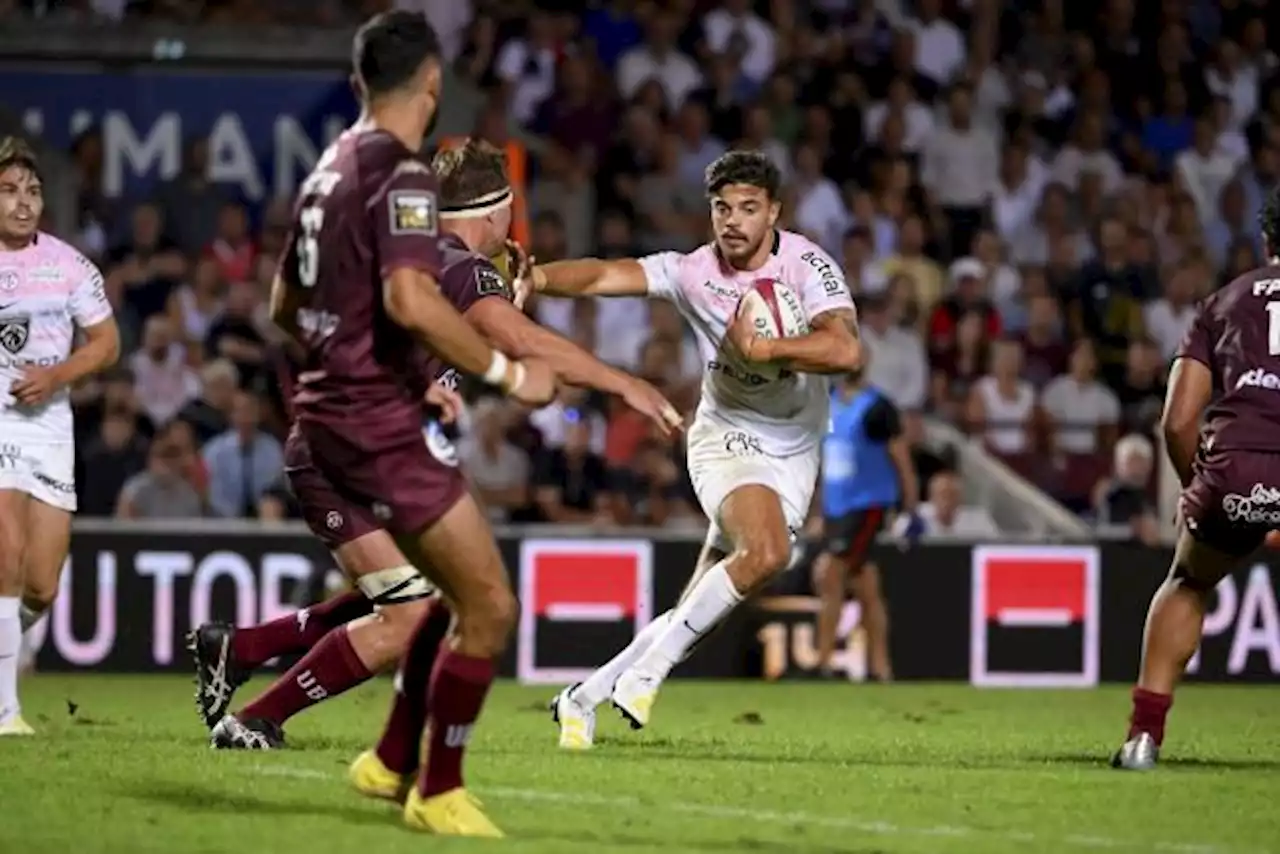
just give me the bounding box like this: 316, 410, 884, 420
745, 306, 861, 374
529, 258, 650, 298
1161, 357, 1212, 488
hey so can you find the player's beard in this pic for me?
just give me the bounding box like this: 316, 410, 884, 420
717, 231, 763, 267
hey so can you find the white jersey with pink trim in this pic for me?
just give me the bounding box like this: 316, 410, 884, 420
638, 230, 854, 456
0, 233, 112, 443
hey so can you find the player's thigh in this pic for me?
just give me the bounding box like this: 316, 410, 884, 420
720, 484, 791, 576
22, 497, 71, 606
1177, 448, 1272, 587
411, 491, 514, 623
1170, 526, 1247, 590
0, 488, 30, 587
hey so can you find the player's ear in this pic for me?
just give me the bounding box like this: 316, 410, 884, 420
767, 199, 781, 227
349, 73, 366, 101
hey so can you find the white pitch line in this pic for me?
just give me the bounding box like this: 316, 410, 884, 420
249, 765, 1267, 854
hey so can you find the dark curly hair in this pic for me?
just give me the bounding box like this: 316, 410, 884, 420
352, 10, 440, 98
1262, 187, 1280, 260
704, 150, 781, 199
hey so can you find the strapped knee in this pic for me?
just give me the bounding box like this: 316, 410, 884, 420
357, 565, 435, 605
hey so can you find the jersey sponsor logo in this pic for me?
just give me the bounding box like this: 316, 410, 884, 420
28, 265, 64, 284
0, 269, 17, 292
702, 279, 737, 300
708, 359, 793, 386
295, 307, 338, 340
1251, 278, 1280, 297
723, 430, 764, 457
1222, 483, 1280, 525
436, 368, 460, 390
970, 545, 1100, 688
388, 190, 438, 236
422, 419, 459, 468
34, 471, 74, 494
0, 443, 20, 469
0, 355, 62, 369
800, 250, 846, 297
1235, 368, 1280, 391
0, 315, 30, 354
474, 265, 511, 299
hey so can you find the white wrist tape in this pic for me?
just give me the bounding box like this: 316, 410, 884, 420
507, 361, 526, 394
483, 351, 509, 386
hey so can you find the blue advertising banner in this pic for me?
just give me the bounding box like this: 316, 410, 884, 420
0, 68, 359, 206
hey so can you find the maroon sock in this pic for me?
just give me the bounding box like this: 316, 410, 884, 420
374, 599, 453, 774
239, 625, 373, 726
417, 649, 495, 798
231, 591, 373, 670
1128, 687, 1173, 745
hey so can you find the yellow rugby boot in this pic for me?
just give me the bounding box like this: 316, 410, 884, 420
349, 749, 413, 803
403, 786, 504, 838
0, 715, 34, 736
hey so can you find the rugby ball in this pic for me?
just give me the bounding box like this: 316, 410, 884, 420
736, 280, 808, 374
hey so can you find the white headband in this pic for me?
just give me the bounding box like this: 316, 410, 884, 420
440, 186, 514, 219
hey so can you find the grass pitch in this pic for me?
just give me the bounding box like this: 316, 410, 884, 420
1, 676, 1277, 854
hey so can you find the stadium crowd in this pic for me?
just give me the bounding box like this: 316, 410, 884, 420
9, 0, 1280, 543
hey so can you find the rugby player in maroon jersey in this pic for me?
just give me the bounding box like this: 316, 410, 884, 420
1115, 189, 1280, 770
197, 12, 554, 836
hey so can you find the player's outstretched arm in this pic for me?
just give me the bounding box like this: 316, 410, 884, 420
531, 258, 649, 298
1161, 356, 1211, 488
383, 268, 545, 400
734, 307, 861, 374
465, 297, 682, 434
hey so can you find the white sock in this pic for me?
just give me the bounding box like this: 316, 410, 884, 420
19, 603, 43, 633
572, 611, 673, 709
0, 597, 21, 720
636, 562, 742, 679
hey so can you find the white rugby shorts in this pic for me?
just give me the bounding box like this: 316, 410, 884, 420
685, 419, 818, 552
0, 442, 77, 512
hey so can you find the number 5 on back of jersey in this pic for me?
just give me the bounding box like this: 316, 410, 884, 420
297, 206, 325, 288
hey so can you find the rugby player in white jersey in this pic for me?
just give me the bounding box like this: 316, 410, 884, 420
0, 137, 120, 734
519, 150, 860, 745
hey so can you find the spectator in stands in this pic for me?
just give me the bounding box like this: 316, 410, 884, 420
1051, 111, 1124, 196
701, 0, 777, 86
494, 10, 559, 126
1041, 339, 1121, 510
1094, 433, 1160, 546
922, 83, 999, 256
865, 75, 935, 154
1009, 181, 1090, 268
116, 421, 205, 519
534, 410, 613, 524
1016, 293, 1070, 388
201, 390, 285, 519
1114, 338, 1166, 438
78, 411, 147, 517
178, 359, 238, 446
928, 257, 1001, 359
967, 337, 1038, 480
860, 293, 927, 412
204, 200, 256, 286
129, 314, 200, 428
992, 140, 1047, 244
635, 132, 705, 253
530, 386, 607, 454
610, 437, 692, 526
532, 52, 615, 170
616, 10, 701, 111
1144, 258, 1203, 361
104, 201, 187, 328
919, 471, 999, 539
793, 142, 849, 255
1067, 217, 1146, 386
908, 0, 964, 89
901, 409, 953, 500
204, 282, 268, 389
460, 398, 532, 523
154, 135, 230, 256
840, 226, 888, 294
1207, 178, 1263, 270
167, 256, 225, 349
931, 309, 988, 422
